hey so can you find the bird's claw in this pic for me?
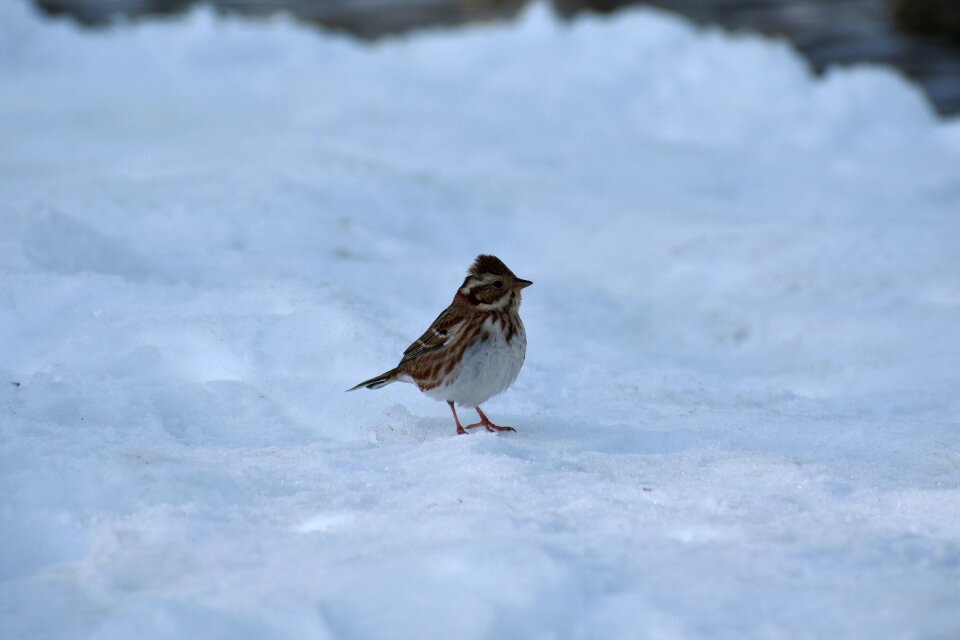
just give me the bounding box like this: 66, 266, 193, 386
465, 421, 515, 433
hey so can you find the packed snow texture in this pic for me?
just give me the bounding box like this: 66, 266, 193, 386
2, 2, 960, 638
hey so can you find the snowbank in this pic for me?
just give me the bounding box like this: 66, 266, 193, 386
1, 2, 959, 638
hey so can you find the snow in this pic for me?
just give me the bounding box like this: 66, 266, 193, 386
2, 1, 960, 638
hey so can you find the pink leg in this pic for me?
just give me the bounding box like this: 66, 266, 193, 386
448, 401, 468, 435
465, 406, 516, 433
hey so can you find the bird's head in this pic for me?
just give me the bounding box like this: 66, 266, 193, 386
457, 254, 532, 311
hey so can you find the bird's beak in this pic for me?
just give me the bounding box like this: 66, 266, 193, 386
514, 278, 533, 289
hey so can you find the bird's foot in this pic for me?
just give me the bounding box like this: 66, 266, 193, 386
465, 420, 516, 433
449, 401, 469, 435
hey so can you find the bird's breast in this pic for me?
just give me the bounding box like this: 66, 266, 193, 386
423, 315, 526, 407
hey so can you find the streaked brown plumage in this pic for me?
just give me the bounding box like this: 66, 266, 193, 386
349, 255, 532, 434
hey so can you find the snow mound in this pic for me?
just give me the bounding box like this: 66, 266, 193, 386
2, 2, 959, 639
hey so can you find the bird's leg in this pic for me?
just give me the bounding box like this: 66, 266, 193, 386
466, 406, 516, 432
448, 401, 468, 435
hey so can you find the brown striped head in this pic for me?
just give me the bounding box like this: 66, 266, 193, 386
456, 254, 532, 311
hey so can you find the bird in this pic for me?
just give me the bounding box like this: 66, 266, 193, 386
349, 255, 532, 435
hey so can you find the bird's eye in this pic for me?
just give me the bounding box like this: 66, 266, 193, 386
493, 281, 503, 288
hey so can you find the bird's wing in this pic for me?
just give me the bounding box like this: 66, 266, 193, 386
399, 305, 466, 366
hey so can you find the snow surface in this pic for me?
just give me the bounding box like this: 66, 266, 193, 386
2, 2, 960, 638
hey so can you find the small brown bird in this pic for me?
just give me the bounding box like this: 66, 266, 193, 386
349, 255, 532, 434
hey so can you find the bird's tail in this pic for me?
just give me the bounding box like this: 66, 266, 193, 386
347, 368, 400, 391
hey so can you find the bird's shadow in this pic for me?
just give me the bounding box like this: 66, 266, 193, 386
365, 404, 707, 460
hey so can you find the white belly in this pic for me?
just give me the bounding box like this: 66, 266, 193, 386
423, 318, 526, 407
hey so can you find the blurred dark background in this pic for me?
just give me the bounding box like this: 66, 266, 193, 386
33, 0, 960, 115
